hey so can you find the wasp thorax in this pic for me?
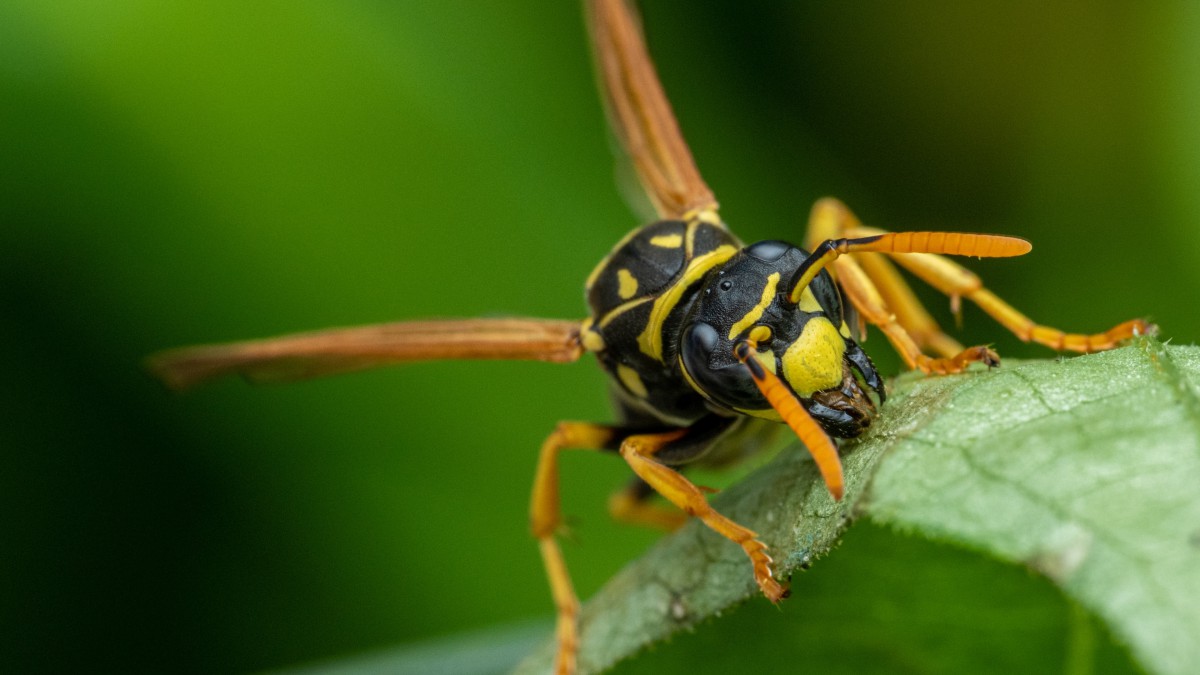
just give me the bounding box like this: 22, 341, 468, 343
679, 241, 883, 436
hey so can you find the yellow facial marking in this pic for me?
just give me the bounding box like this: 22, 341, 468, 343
617, 268, 638, 300
649, 234, 683, 248
617, 364, 649, 398
637, 245, 738, 361
781, 317, 846, 397
797, 287, 822, 313
839, 321, 852, 339
752, 348, 777, 374
749, 325, 772, 344
728, 272, 780, 340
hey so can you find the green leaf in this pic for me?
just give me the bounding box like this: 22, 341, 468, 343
514, 339, 1200, 675
866, 338, 1200, 675
266, 620, 549, 675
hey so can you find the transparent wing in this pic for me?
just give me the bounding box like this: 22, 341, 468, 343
588, 0, 717, 220
146, 317, 583, 391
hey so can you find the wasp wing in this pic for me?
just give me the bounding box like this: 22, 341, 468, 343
146, 317, 583, 391
588, 0, 717, 221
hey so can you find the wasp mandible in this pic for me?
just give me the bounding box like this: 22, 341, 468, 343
148, 1, 1151, 673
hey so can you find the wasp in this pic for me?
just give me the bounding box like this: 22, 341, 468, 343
147, 1, 1151, 673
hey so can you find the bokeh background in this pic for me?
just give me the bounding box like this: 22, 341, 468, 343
2, 2, 1197, 673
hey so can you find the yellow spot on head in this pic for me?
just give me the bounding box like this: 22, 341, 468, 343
617, 268, 638, 300
752, 348, 777, 375
728, 273, 781, 340
649, 234, 683, 248
781, 317, 846, 397
797, 287, 822, 313
617, 364, 649, 398
748, 325, 772, 344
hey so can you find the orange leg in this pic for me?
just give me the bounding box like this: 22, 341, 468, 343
834, 254, 999, 374
969, 290, 1149, 352
845, 231, 1154, 353
618, 431, 787, 602
530, 421, 618, 675
805, 197, 1150, 369
809, 198, 975, 371
607, 479, 688, 532
804, 197, 858, 246
855, 251, 965, 359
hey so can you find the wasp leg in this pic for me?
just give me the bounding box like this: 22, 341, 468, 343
835, 252, 999, 374
972, 293, 1150, 351
804, 197, 855, 246
855, 251, 966, 359
607, 478, 688, 532
811, 194, 1153, 354
606, 414, 741, 530
868, 248, 1152, 352
618, 430, 787, 602
530, 419, 716, 674
530, 414, 761, 671
530, 421, 621, 675
807, 197, 975, 360
801, 198, 1014, 373
828, 226, 1153, 353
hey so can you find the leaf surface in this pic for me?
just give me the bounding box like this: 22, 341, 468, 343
515, 339, 1200, 675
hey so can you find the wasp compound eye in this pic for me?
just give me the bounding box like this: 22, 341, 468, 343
679, 322, 765, 412
744, 240, 791, 262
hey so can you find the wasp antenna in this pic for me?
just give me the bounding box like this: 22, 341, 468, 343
787, 232, 1032, 305
785, 237, 868, 305
734, 341, 845, 501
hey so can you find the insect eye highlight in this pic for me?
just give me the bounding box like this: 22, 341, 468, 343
719, 279, 733, 291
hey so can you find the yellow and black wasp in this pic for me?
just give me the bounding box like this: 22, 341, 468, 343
148, 1, 1151, 673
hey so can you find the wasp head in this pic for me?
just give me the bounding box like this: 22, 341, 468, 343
679, 240, 885, 438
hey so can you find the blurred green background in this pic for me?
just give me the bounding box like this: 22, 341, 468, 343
2, 1, 1196, 673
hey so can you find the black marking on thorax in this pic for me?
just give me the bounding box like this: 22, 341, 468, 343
584, 218, 741, 424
